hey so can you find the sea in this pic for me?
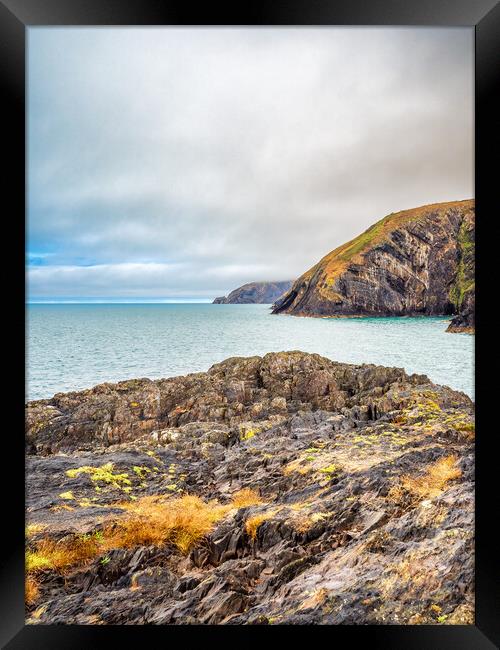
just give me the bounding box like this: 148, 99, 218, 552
27, 303, 474, 402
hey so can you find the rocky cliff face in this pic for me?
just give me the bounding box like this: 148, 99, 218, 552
272, 200, 475, 331
213, 281, 292, 304
445, 212, 475, 333
25, 352, 474, 625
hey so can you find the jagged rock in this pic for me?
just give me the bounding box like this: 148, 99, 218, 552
26, 351, 430, 454
25, 352, 474, 625
213, 281, 293, 304
446, 292, 475, 333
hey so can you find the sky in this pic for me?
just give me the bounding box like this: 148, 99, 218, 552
27, 27, 474, 301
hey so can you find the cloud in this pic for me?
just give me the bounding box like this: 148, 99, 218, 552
27, 262, 273, 299
28, 27, 473, 299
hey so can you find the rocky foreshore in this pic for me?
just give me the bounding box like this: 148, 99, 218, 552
25, 352, 474, 625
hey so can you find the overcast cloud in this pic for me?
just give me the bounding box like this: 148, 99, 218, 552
27, 27, 473, 300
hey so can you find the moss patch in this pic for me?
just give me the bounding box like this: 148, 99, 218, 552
66, 463, 132, 489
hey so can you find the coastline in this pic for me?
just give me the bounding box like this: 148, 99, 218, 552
272, 310, 475, 334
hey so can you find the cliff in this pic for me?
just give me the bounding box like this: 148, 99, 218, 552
25, 352, 474, 625
272, 200, 474, 332
213, 281, 292, 304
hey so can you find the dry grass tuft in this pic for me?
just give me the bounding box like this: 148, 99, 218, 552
103, 494, 232, 554
245, 511, 276, 540
290, 500, 312, 511
31, 605, 47, 620
25, 576, 40, 605
454, 421, 475, 441
49, 504, 74, 512
389, 455, 462, 506
293, 511, 331, 533
26, 534, 100, 574
298, 587, 329, 610
25, 489, 267, 588
402, 455, 461, 499
230, 488, 263, 508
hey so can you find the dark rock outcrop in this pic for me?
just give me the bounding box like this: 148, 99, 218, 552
272, 200, 475, 332
446, 294, 475, 333
26, 351, 427, 455
213, 281, 293, 304
25, 352, 474, 625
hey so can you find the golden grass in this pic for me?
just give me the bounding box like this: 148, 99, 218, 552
26, 489, 267, 589
293, 511, 331, 533
25, 576, 40, 605
101, 494, 231, 554
230, 488, 263, 508
31, 605, 47, 620
298, 587, 329, 610
50, 504, 74, 512
290, 501, 312, 511
402, 455, 461, 499
380, 557, 432, 598
389, 455, 462, 505
454, 421, 475, 441
26, 534, 100, 574
245, 511, 276, 540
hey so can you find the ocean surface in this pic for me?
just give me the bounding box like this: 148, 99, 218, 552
27, 303, 474, 401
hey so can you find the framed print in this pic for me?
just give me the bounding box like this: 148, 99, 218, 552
2, 0, 499, 646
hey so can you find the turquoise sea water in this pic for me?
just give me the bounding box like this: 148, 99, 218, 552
27, 304, 474, 401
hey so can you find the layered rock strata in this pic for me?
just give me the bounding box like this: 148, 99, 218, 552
272, 200, 475, 333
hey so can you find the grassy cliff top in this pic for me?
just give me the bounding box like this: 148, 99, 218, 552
302, 199, 474, 285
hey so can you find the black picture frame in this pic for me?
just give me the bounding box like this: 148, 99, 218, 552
2, 0, 499, 646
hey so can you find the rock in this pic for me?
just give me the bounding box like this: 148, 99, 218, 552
213, 281, 293, 304
26, 351, 429, 454
25, 352, 474, 625
272, 200, 475, 333
446, 292, 475, 333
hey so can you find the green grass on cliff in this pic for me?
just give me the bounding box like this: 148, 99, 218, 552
449, 217, 475, 310
336, 212, 394, 263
